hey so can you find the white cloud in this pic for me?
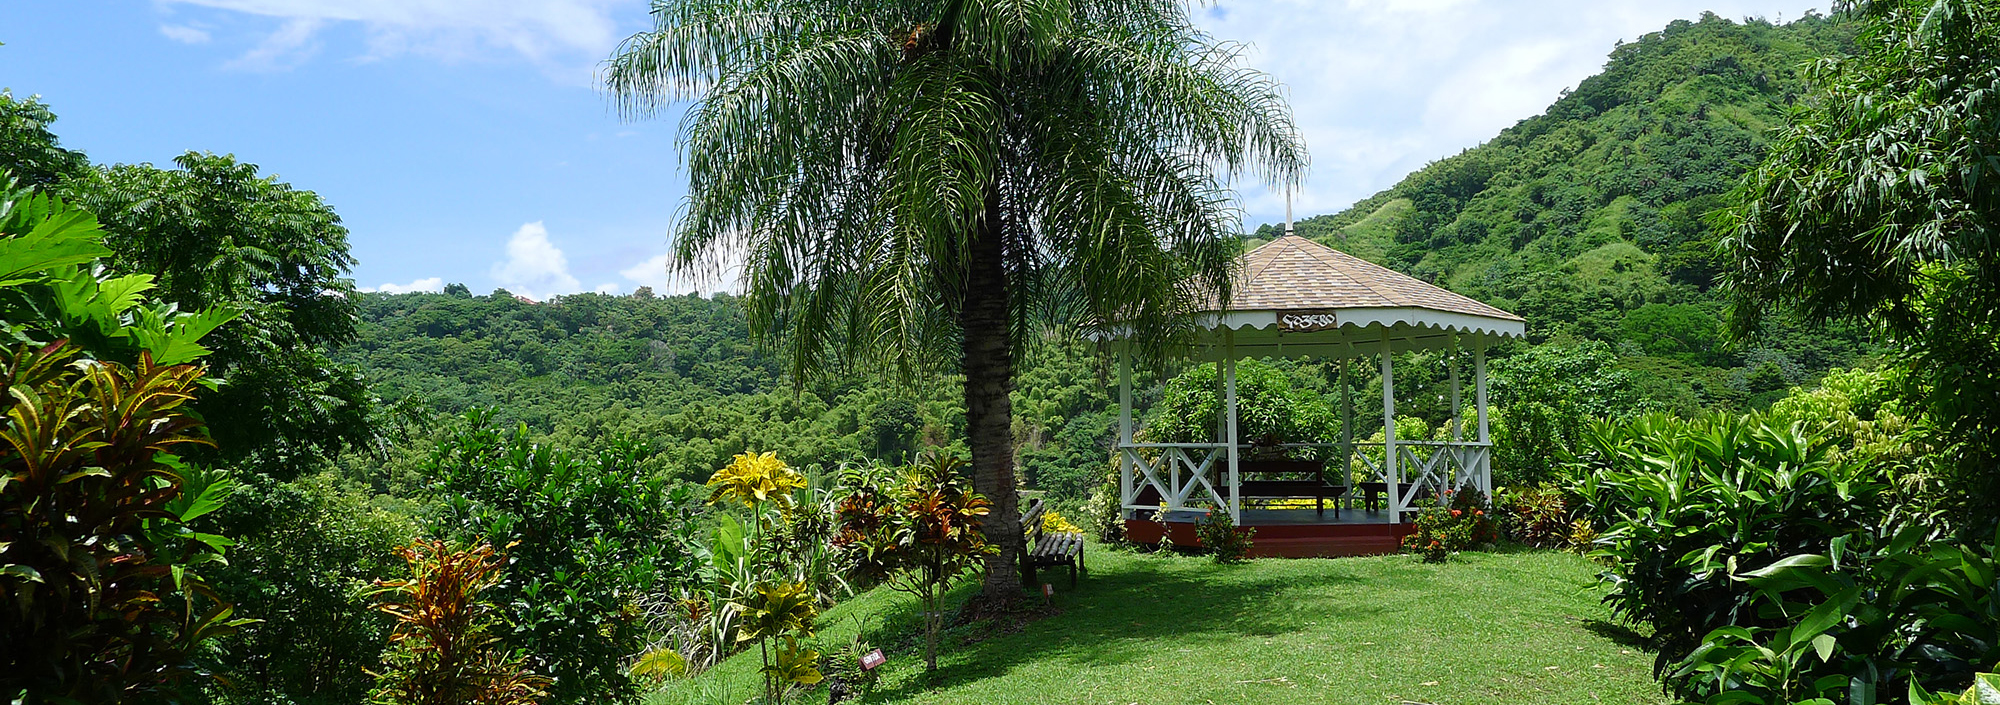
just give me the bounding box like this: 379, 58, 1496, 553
223, 17, 324, 71
1194, 0, 1823, 224
492, 221, 582, 300
360, 276, 445, 294
160, 24, 212, 44
160, 0, 628, 74
618, 251, 728, 296
617, 253, 673, 290
593, 282, 621, 294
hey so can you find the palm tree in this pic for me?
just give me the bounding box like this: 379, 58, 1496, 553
605, 0, 1307, 600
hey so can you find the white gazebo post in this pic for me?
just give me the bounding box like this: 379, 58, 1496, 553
1340, 356, 1353, 510
1118, 344, 1134, 509
1380, 326, 1399, 522
1448, 331, 1462, 503
1223, 330, 1241, 523
1475, 338, 1491, 496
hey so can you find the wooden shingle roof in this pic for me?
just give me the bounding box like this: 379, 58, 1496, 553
1208, 235, 1523, 321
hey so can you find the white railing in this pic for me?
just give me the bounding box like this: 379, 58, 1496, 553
1119, 440, 1492, 523
1118, 443, 1230, 514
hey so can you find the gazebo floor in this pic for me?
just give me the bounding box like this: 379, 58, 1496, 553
1124, 508, 1416, 558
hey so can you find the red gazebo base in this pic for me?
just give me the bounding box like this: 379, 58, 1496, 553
1123, 508, 1416, 558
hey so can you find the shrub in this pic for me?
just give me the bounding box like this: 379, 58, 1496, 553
0, 345, 251, 703
1399, 488, 1496, 562
833, 451, 994, 672
205, 473, 419, 705
1571, 413, 1889, 683
1566, 412, 2000, 699
1080, 478, 1127, 544
1670, 525, 1999, 703
1195, 509, 1254, 564
1495, 484, 1570, 549
422, 415, 694, 705
368, 540, 548, 705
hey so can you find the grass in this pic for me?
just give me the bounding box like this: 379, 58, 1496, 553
651, 546, 1669, 705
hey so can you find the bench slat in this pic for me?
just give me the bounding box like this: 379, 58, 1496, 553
1022, 499, 1047, 527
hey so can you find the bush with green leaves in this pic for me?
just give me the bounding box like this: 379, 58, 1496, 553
1572, 411, 2000, 700
1768, 366, 1956, 525
1080, 478, 1126, 545
1144, 359, 1338, 449
422, 413, 698, 705
0, 175, 252, 702
1194, 509, 1254, 564
1490, 339, 1647, 487
1669, 525, 1998, 704
202, 474, 421, 705
1571, 413, 1889, 682
1400, 487, 1497, 562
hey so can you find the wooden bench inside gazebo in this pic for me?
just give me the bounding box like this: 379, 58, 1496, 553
1106, 231, 1525, 557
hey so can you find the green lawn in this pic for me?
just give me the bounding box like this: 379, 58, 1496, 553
652, 546, 1669, 705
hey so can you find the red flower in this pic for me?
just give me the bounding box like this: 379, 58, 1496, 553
1450, 509, 1462, 517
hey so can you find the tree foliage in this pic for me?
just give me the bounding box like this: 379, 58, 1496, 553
421, 414, 694, 705
1720, 0, 2000, 518
62, 153, 374, 479
0, 176, 250, 704
1490, 340, 1647, 487
1143, 359, 1339, 448
0, 92, 88, 188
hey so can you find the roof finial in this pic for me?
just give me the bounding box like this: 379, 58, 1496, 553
1285, 190, 1294, 238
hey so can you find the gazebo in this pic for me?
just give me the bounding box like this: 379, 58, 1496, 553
1109, 233, 1525, 557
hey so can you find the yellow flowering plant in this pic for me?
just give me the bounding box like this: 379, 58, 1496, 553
1041, 510, 1083, 535
705, 451, 806, 508
729, 580, 820, 701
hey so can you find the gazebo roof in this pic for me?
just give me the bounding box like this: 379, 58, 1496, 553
1209, 235, 1522, 322
1174, 235, 1525, 359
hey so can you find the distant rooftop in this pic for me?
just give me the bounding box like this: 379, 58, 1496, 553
1208, 235, 1523, 322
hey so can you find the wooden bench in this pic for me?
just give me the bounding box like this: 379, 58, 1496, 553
1352, 482, 1433, 512
1021, 498, 1083, 587
1236, 459, 1347, 516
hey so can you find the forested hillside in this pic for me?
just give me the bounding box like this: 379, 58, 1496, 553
13, 4, 1998, 705
339, 290, 1129, 503
1257, 12, 1876, 411
343, 12, 1882, 500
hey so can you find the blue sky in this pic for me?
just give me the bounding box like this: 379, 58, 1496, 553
1, 1, 1821, 298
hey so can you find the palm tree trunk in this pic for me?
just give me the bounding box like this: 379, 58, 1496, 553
963, 189, 1021, 601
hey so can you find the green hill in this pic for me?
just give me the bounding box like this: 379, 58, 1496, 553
1259, 12, 1875, 412
338, 13, 1879, 504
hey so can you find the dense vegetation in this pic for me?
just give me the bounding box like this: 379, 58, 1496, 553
6, 3, 1998, 705
1260, 12, 1876, 417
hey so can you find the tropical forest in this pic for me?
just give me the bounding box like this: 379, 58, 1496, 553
2, 2, 1996, 705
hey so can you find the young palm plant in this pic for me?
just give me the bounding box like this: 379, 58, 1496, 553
605, 0, 1308, 600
